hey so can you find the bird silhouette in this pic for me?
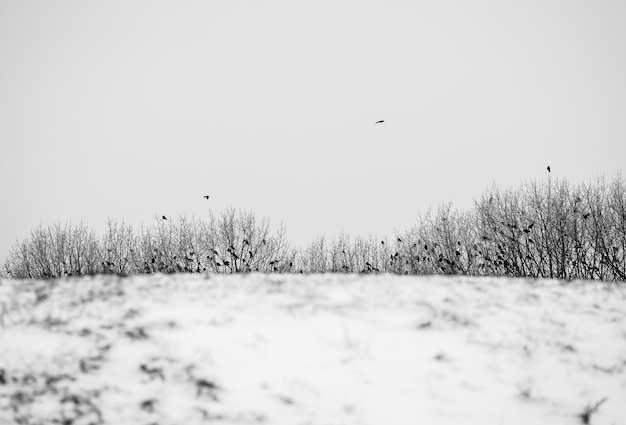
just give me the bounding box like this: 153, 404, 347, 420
375, 120, 384, 124
547, 166, 551, 173
162, 216, 167, 220
203, 195, 210, 199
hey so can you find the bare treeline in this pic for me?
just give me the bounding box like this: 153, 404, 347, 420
3, 174, 625, 281
2, 209, 296, 279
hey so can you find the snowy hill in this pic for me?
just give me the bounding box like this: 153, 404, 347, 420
0, 274, 624, 425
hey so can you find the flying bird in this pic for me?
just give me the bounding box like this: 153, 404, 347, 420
203, 195, 210, 199
547, 165, 551, 173
375, 120, 385, 124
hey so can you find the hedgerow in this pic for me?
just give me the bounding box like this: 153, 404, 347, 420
2, 174, 624, 281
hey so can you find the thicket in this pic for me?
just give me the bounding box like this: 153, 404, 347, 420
2, 174, 625, 281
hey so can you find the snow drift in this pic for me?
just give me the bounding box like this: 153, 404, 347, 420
0, 274, 624, 425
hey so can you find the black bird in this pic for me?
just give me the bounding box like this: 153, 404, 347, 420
203, 195, 210, 199
162, 215, 167, 220
375, 120, 384, 124
547, 165, 551, 173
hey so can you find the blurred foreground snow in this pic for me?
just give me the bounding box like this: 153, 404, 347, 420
0, 274, 625, 425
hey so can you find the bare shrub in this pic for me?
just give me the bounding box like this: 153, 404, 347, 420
203, 208, 296, 273
3, 222, 100, 279
297, 236, 329, 273
417, 204, 477, 275
101, 219, 137, 275
474, 174, 626, 281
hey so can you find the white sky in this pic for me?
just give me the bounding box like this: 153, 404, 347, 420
1, 0, 625, 261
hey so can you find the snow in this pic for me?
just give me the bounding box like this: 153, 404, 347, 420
0, 274, 624, 425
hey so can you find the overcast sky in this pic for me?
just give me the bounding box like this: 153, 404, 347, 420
1, 0, 625, 261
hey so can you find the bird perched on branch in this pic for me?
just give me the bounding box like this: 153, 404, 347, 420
203, 195, 210, 199
162, 216, 167, 220
375, 120, 385, 124
547, 165, 551, 173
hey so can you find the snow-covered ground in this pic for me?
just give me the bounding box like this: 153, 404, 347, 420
0, 274, 624, 425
